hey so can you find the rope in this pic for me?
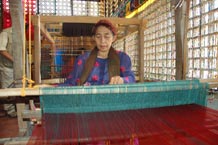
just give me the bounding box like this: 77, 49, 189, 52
21, 0, 35, 97
21, 0, 26, 97
28, 5, 32, 87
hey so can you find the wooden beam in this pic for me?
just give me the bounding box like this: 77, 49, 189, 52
0, 79, 217, 98
0, 88, 40, 97
38, 16, 141, 25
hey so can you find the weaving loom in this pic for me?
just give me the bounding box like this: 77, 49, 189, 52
26, 80, 218, 145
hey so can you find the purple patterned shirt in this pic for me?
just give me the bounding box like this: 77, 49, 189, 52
60, 50, 135, 86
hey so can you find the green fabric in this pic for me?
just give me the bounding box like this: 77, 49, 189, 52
40, 80, 208, 113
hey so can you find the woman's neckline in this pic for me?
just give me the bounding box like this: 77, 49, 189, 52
97, 55, 108, 59
97, 56, 108, 60
97, 51, 109, 59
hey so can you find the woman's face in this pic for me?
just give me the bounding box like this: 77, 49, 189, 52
93, 26, 116, 53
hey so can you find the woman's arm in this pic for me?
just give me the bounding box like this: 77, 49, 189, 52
119, 52, 136, 83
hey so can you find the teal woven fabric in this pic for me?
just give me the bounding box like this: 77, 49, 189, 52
40, 80, 208, 113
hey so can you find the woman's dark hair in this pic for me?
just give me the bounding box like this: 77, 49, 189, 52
92, 19, 117, 36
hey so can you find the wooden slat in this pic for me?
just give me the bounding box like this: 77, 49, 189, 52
22, 109, 41, 121
0, 88, 40, 97
37, 16, 141, 25
200, 79, 218, 88
41, 78, 64, 84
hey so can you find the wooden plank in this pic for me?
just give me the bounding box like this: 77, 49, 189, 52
200, 78, 218, 83
22, 109, 41, 121
38, 16, 141, 25
0, 88, 40, 97
41, 78, 64, 84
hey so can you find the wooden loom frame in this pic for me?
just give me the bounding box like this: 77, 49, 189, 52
0, 16, 145, 142
32, 15, 146, 84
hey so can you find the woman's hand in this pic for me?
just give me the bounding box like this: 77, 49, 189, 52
109, 76, 124, 84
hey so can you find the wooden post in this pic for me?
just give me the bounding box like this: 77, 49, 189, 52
16, 103, 28, 136
33, 15, 41, 84
9, 0, 24, 87
174, 0, 190, 80
138, 19, 146, 82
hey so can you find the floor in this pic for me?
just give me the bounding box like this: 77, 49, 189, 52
0, 116, 18, 138
0, 115, 19, 145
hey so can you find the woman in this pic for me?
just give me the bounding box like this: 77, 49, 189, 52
58, 19, 138, 145
61, 19, 135, 86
